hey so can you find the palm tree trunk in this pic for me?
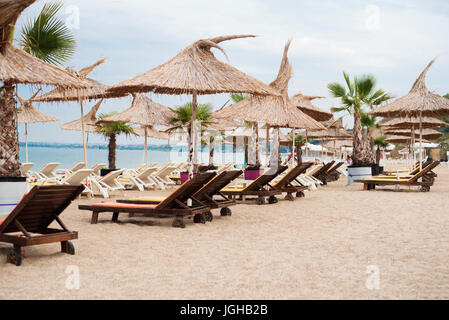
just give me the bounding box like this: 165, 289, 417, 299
352, 112, 366, 166
376, 147, 381, 165
0, 82, 21, 177
108, 134, 117, 169
296, 143, 303, 165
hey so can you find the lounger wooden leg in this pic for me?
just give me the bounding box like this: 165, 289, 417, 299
91, 211, 99, 224
363, 183, 368, 191
61, 241, 75, 255
112, 211, 119, 222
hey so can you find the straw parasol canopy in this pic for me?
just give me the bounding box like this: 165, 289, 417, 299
16, 91, 60, 124
98, 94, 175, 165
32, 59, 125, 102
386, 135, 430, 144
98, 94, 174, 126
16, 90, 60, 162
0, 0, 89, 88
291, 93, 333, 121
384, 128, 443, 141
368, 59, 449, 118
214, 41, 325, 130
380, 116, 446, 129
107, 35, 277, 96
133, 125, 170, 140
60, 99, 104, 133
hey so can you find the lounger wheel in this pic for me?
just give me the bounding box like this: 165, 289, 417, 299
256, 197, 265, 205
172, 218, 186, 228
61, 241, 75, 255
205, 211, 214, 222
268, 196, 278, 204
7, 248, 22, 266
296, 191, 305, 198
420, 186, 430, 192
220, 207, 232, 216
284, 193, 295, 201
193, 213, 206, 224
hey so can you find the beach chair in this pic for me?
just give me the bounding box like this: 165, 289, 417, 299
271, 162, 313, 200
78, 172, 216, 228
312, 161, 335, 185
89, 169, 126, 198
221, 166, 288, 205
152, 165, 177, 189
19, 162, 34, 178
322, 162, 344, 183
120, 170, 243, 218
91, 163, 106, 177
354, 161, 440, 192
296, 164, 323, 189
33, 162, 60, 181
56, 162, 86, 178
0, 185, 82, 266
29, 169, 94, 198
119, 166, 159, 191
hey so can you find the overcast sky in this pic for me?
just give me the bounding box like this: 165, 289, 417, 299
14, 0, 449, 144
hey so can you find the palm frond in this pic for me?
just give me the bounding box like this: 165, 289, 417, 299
18, 1, 77, 65
327, 82, 346, 98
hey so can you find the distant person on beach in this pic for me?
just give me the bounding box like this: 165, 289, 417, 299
346, 156, 352, 165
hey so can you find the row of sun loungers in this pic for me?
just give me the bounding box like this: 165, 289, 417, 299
3, 160, 345, 265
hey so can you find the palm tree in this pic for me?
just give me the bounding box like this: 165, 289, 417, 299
96, 113, 135, 170
167, 102, 213, 165
374, 136, 389, 165
18, 2, 76, 65
360, 111, 379, 163
0, 2, 77, 177
291, 135, 307, 165
328, 72, 391, 165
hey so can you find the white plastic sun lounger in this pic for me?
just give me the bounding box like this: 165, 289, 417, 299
89, 169, 125, 198
30, 169, 94, 197
32, 162, 61, 181
119, 166, 159, 191
19, 162, 34, 178
151, 165, 177, 189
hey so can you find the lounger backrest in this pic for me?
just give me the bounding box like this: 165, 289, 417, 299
409, 161, 440, 182
314, 161, 335, 177
64, 169, 93, 184
70, 162, 86, 172
273, 162, 313, 187
193, 170, 243, 200
155, 166, 176, 178
0, 185, 84, 234
327, 162, 344, 174
136, 167, 158, 179
40, 162, 60, 176
19, 162, 34, 176
245, 166, 288, 191
91, 163, 106, 175
100, 169, 124, 183
157, 172, 216, 209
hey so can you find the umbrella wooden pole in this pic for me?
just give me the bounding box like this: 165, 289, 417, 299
292, 128, 296, 166
80, 101, 87, 168
166, 136, 170, 163
189, 91, 198, 176
305, 130, 308, 159
266, 126, 269, 166
419, 111, 423, 172
255, 124, 260, 166
144, 127, 148, 166
25, 123, 28, 163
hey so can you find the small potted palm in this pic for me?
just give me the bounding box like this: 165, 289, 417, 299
374, 136, 389, 175
96, 112, 135, 175
328, 72, 391, 184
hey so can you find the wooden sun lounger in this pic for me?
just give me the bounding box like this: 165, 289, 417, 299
79, 172, 217, 228
221, 166, 288, 205
322, 162, 344, 183
0, 185, 83, 266
354, 161, 440, 192
119, 170, 243, 218
272, 162, 313, 200
313, 160, 335, 184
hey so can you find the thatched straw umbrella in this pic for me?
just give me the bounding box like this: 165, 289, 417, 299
368, 59, 449, 169
215, 41, 325, 167
384, 128, 443, 141
107, 35, 277, 175
0, 0, 90, 176
16, 91, 60, 162
381, 116, 446, 129
98, 94, 174, 165
32, 58, 122, 167
291, 93, 332, 121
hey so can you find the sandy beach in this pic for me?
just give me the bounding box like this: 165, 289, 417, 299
0, 164, 448, 300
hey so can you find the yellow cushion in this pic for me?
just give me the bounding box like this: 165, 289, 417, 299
128, 196, 165, 202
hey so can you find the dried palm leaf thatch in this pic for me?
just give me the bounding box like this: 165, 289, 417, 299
385, 135, 430, 144
215, 41, 325, 130
307, 128, 351, 140
384, 128, 443, 140
32, 58, 124, 102
0, 0, 90, 88
16, 90, 60, 123
207, 117, 244, 131
133, 125, 170, 140
60, 99, 103, 132
380, 116, 446, 129
369, 59, 449, 117
97, 94, 174, 127
107, 35, 278, 96
291, 92, 332, 121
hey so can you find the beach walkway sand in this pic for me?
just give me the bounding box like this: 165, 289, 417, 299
1, 166, 449, 299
